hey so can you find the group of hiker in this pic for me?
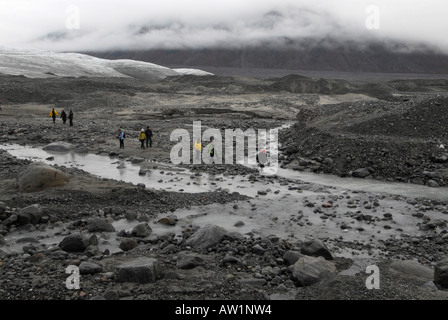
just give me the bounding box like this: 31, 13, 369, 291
118, 127, 153, 149
50, 107, 73, 126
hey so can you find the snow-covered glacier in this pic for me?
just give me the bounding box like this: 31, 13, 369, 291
0, 47, 212, 80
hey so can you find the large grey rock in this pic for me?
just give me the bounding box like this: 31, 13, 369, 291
434, 257, 448, 288
351, 168, 371, 178
185, 224, 226, 250
119, 238, 138, 251
2, 214, 17, 226
292, 256, 338, 286
87, 218, 115, 233
224, 232, 244, 241
131, 223, 152, 238
79, 261, 103, 275
0, 247, 14, 259
427, 180, 439, 188
17, 204, 44, 225
176, 252, 206, 269
58, 234, 97, 252
16, 162, 68, 192
301, 239, 333, 260
239, 277, 267, 288
131, 157, 145, 164
283, 250, 304, 265
389, 260, 433, 281
59, 234, 87, 252
0, 202, 6, 214
42, 141, 73, 152
251, 244, 266, 255
115, 257, 161, 283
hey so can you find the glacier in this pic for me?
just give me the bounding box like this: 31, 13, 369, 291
0, 47, 212, 80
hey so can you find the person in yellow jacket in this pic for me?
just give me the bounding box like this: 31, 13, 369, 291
139, 129, 146, 149
194, 138, 202, 162
49, 108, 59, 123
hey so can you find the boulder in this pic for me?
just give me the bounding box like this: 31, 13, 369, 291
158, 217, 177, 226
17, 204, 44, 225
427, 180, 439, 188
1, 214, 17, 226
351, 168, 371, 178
292, 256, 338, 286
283, 250, 304, 265
251, 244, 266, 255
58, 234, 97, 253
16, 162, 68, 192
0, 202, 6, 214
87, 218, 115, 233
79, 261, 103, 275
131, 157, 145, 164
434, 257, 448, 288
224, 232, 244, 241
301, 239, 333, 260
131, 223, 152, 238
176, 252, 206, 269
42, 141, 73, 152
115, 257, 161, 283
389, 260, 434, 281
185, 224, 227, 250
119, 238, 138, 251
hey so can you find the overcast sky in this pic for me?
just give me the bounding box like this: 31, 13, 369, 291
1, 0, 447, 52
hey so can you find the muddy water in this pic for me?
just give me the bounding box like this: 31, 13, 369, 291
1, 143, 447, 269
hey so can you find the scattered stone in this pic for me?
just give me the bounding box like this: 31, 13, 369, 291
427, 180, 439, 188
389, 260, 434, 281
58, 234, 96, 252
234, 221, 245, 227
79, 261, 103, 275
224, 232, 244, 241
87, 218, 115, 233
176, 252, 206, 269
251, 244, 266, 255
120, 238, 138, 251
292, 256, 338, 286
239, 277, 267, 288
351, 168, 371, 178
131, 223, 152, 238
16, 204, 44, 225
115, 257, 161, 284
185, 224, 226, 250
158, 217, 177, 226
222, 254, 245, 266
434, 257, 448, 288
283, 250, 304, 265
301, 239, 333, 260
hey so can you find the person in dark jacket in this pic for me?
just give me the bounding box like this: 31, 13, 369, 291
145, 126, 153, 147
68, 110, 74, 126
118, 129, 125, 148
61, 109, 67, 124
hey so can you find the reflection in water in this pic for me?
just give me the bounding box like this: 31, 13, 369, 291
1, 142, 446, 265
1, 143, 447, 201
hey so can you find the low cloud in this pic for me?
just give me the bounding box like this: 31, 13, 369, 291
1, 0, 447, 52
